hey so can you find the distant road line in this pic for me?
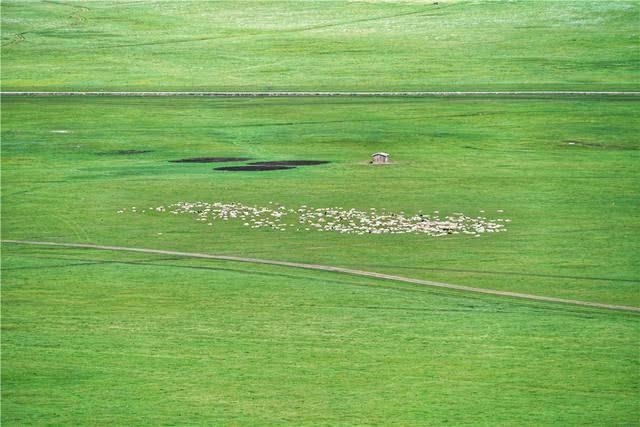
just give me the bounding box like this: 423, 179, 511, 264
2, 91, 640, 97
3, 239, 639, 313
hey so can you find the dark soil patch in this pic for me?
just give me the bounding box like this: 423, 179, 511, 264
248, 160, 330, 166
170, 157, 252, 163
99, 149, 152, 155
215, 165, 297, 172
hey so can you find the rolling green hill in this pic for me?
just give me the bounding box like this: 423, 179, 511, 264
1, 0, 638, 91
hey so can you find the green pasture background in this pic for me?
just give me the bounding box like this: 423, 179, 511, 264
3, 245, 638, 425
2, 0, 639, 91
2, 0, 639, 424
2, 96, 638, 306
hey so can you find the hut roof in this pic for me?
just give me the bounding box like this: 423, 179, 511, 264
371, 152, 389, 157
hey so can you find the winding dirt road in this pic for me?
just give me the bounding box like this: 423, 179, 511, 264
3, 239, 638, 313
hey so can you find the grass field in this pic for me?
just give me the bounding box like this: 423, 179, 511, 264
3, 245, 639, 425
2, 0, 640, 425
1, 0, 639, 91
2, 94, 639, 423
3, 95, 639, 305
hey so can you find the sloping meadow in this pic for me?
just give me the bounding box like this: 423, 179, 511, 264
1, 1, 638, 91
2, 95, 638, 306
3, 243, 639, 425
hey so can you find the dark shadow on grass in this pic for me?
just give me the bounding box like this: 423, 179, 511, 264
3, 253, 489, 307
3, 252, 624, 317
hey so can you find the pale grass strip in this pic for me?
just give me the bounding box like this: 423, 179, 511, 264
2, 91, 640, 97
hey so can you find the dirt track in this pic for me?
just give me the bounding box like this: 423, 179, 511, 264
2, 91, 639, 97
3, 239, 638, 313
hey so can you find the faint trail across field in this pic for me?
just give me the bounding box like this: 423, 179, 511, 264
1, 1, 89, 48
3, 240, 639, 313
2, 91, 639, 97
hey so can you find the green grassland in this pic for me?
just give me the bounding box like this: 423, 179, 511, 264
2, 0, 640, 424
2, 94, 639, 425
2, 96, 639, 306
1, 0, 639, 91
3, 245, 639, 425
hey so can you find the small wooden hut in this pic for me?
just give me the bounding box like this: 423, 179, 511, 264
371, 152, 390, 164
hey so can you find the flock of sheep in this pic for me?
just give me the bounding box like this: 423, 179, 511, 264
118, 201, 509, 237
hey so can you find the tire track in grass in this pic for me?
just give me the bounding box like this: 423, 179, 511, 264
84, 6, 442, 49
1, 32, 26, 48
3, 239, 639, 313
283, 8, 443, 34
1, 1, 89, 48
347, 264, 640, 284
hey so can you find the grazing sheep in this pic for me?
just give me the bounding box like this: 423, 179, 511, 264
122, 201, 508, 237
